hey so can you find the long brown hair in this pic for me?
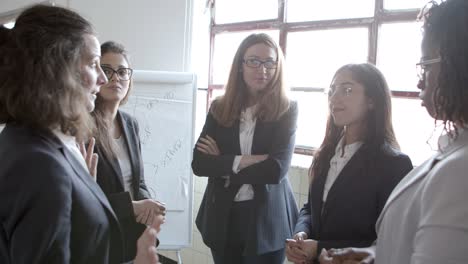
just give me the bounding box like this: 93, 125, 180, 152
311, 63, 399, 180
0, 4, 95, 141
92, 41, 132, 159
211, 33, 290, 126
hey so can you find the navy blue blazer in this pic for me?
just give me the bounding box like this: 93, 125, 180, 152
0, 124, 124, 263
192, 101, 299, 256
294, 143, 413, 255
95, 110, 151, 261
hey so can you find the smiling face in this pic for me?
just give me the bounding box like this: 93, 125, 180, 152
329, 69, 373, 131
80, 34, 107, 112
242, 43, 277, 98
99, 52, 131, 104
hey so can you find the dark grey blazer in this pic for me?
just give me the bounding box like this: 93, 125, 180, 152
95, 110, 151, 261
192, 101, 299, 256
0, 124, 124, 263
294, 143, 413, 256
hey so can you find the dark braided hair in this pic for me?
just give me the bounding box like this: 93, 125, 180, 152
421, 0, 468, 133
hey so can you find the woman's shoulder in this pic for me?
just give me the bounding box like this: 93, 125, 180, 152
118, 110, 136, 122
278, 99, 298, 119
118, 110, 139, 127
374, 144, 413, 169
374, 143, 407, 158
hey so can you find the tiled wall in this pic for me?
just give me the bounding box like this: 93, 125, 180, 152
159, 164, 311, 264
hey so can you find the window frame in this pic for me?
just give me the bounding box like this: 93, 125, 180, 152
206, 0, 422, 155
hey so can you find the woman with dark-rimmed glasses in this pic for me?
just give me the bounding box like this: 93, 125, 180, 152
92, 41, 166, 262
192, 33, 298, 264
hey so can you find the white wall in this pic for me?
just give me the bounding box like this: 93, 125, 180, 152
0, 0, 193, 72
70, 0, 192, 72
0, 0, 54, 13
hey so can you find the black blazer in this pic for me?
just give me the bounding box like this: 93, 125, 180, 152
294, 144, 413, 255
0, 124, 124, 263
95, 110, 151, 261
192, 101, 299, 256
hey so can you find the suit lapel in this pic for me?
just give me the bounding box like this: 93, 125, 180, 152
311, 169, 326, 234
98, 145, 124, 190
320, 146, 367, 221
118, 111, 139, 190
61, 144, 118, 220
233, 119, 242, 154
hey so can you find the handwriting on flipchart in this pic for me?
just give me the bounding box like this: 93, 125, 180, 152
145, 139, 183, 178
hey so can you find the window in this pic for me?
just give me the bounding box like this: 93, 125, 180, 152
203, 0, 432, 165
215, 0, 277, 24
287, 28, 368, 89
3, 21, 14, 28
287, 0, 374, 22
384, 0, 429, 10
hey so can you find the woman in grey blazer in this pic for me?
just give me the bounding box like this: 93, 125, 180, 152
192, 33, 298, 264
93, 41, 165, 261
321, 0, 468, 263
0, 5, 158, 264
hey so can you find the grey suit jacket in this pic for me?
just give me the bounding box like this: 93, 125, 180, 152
0, 124, 125, 263
95, 110, 151, 261
376, 128, 468, 264
192, 101, 299, 256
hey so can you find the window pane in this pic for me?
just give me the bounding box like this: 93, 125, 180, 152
215, 0, 277, 24
191, 0, 211, 88
290, 91, 328, 148
212, 30, 279, 85
287, 0, 374, 22
384, 0, 427, 10
195, 90, 208, 137
210, 88, 226, 102
287, 28, 368, 88
291, 94, 439, 166
3, 21, 15, 29
377, 22, 422, 91
392, 97, 438, 165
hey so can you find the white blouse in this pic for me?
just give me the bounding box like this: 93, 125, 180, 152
52, 129, 88, 172
322, 137, 363, 202
115, 136, 134, 199
229, 105, 257, 202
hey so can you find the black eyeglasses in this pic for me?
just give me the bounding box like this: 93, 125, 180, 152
243, 58, 278, 69
416, 57, 441, 82
101, 66, 133, 81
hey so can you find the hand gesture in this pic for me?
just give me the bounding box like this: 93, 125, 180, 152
286, 238, 307, 263
134, 227, 159, 264
320, 247, 375, 264
196, 135, 220, 155
133, 199, 167, 226
79, 137, 98, 180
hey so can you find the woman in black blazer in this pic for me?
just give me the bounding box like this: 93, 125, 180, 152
286, 64, 413, 263
0, 5, 158, 264
192, 33, 298, 264
92, 41, 165, 261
